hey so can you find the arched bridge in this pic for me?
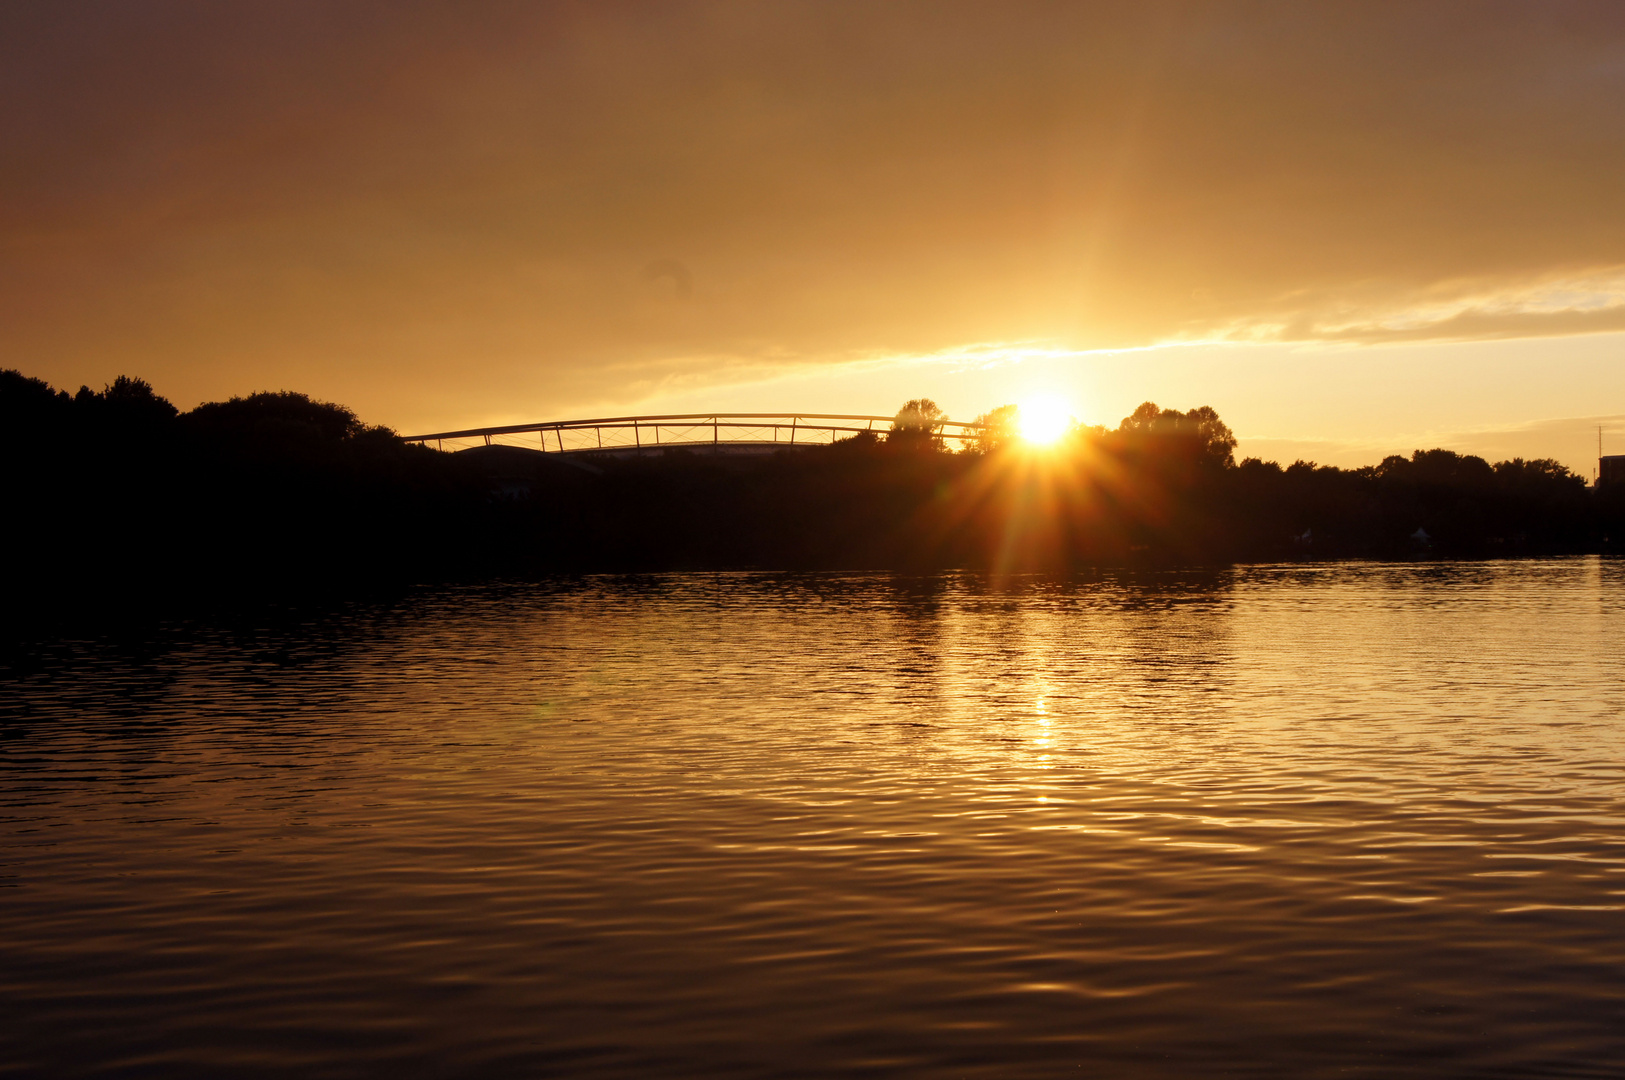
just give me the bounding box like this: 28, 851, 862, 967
402, 412, 986, 455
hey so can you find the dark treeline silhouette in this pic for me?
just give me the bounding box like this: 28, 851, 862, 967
4, 369, 1621, 617
2, 371, 485, 616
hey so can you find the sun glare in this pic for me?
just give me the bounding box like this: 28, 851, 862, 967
1018, 398, 1073, 445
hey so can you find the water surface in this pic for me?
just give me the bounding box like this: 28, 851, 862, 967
5, 560, 1625, 1077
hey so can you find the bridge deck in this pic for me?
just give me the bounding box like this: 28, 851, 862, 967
402, 413, 985, 454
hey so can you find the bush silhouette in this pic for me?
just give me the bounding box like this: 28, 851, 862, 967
2, 371, 1615, 621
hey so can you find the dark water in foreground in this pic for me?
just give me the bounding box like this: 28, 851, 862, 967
4, 560, 1625, 1078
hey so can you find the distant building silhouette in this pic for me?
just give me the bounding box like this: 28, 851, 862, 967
1601, 455, 1625, 486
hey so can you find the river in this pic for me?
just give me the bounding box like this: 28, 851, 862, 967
4, 559, 1624, 1077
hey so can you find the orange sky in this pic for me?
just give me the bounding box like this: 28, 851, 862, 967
5, 2, 1625, 473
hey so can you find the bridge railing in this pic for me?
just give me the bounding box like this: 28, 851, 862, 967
401, 413, 987, 454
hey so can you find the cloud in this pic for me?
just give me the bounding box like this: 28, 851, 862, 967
4, 1, 1625, 421
1203, 267, 1625, 345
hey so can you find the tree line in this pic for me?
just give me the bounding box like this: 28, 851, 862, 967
2, 369, 1619, 618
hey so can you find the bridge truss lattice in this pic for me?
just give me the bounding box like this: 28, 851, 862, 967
402, 413, 986, 455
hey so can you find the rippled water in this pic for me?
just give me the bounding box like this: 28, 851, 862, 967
4, 559, 1625, 1078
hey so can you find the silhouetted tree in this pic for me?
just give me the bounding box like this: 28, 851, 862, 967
889, 398, 946, 450
101, 376, 178, 419
0, 369, 72, 437
2, 367, 1617, 625
971, 404, 1019, 453
1115, 402, 1236, 469
185, 391, 389, 447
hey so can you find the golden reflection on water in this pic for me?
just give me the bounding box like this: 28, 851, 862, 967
2, 558, 1625, 1078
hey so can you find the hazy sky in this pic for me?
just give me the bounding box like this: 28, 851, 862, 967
6, 2, 1625, 472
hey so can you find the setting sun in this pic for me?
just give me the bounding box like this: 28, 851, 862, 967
1018, 398, 1074, 445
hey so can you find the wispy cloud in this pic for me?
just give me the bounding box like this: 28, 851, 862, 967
1247, 267, 1625, 345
